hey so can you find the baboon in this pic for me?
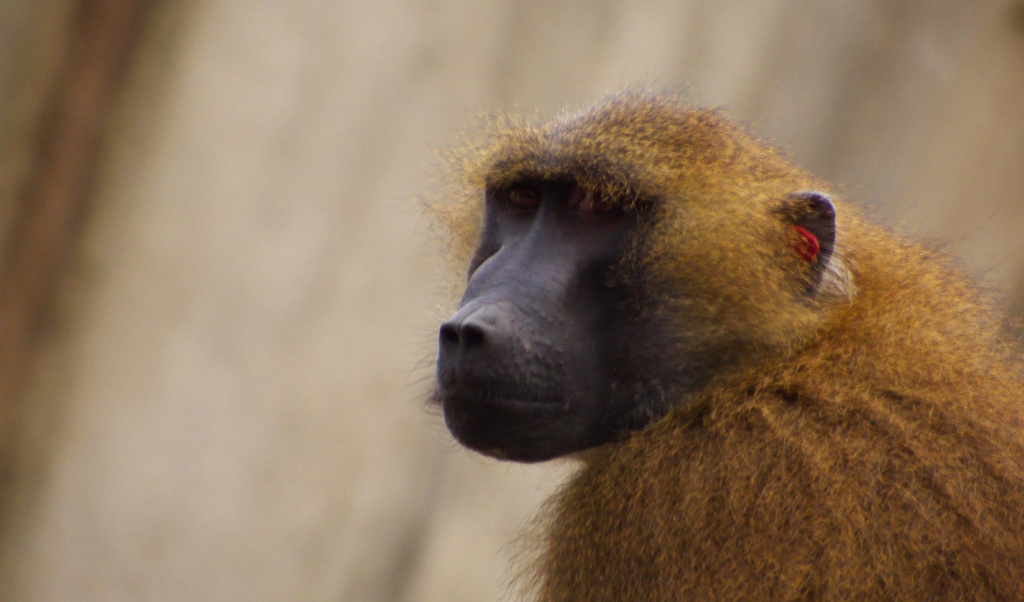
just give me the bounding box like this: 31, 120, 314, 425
429, 89, 1024, 600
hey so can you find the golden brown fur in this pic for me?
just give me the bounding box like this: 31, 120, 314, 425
431, 89, 1024, 600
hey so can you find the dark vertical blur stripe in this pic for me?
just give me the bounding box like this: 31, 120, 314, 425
0, 0, 155, 496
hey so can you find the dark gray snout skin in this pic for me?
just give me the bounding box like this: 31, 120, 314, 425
434, 182, 644, 462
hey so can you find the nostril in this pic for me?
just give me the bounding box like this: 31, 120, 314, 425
461, 322, 486, 347
439, 323, 461, 347
439, 320, 488, 349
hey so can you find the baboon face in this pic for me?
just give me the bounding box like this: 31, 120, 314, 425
432, 98, 839, 463
435, 180, 664, 462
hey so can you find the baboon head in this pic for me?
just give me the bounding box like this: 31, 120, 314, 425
432, 91, 847, 462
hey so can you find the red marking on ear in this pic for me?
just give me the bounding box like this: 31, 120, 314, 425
793, 226, 820, 262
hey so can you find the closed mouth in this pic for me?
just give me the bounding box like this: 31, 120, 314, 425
441, 389, 570, 413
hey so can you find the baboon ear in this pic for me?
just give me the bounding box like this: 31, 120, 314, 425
778, 191, 836, 290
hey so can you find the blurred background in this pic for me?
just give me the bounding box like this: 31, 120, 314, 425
0, 1, 1022, 600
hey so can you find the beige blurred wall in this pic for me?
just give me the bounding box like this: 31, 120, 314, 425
1, 1, 1022, 601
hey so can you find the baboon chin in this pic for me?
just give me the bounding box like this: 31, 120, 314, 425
428, 89, 1024, 600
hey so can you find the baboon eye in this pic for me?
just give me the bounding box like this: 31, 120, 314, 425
507, 186, 542, 208
570, 188, 619, 214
